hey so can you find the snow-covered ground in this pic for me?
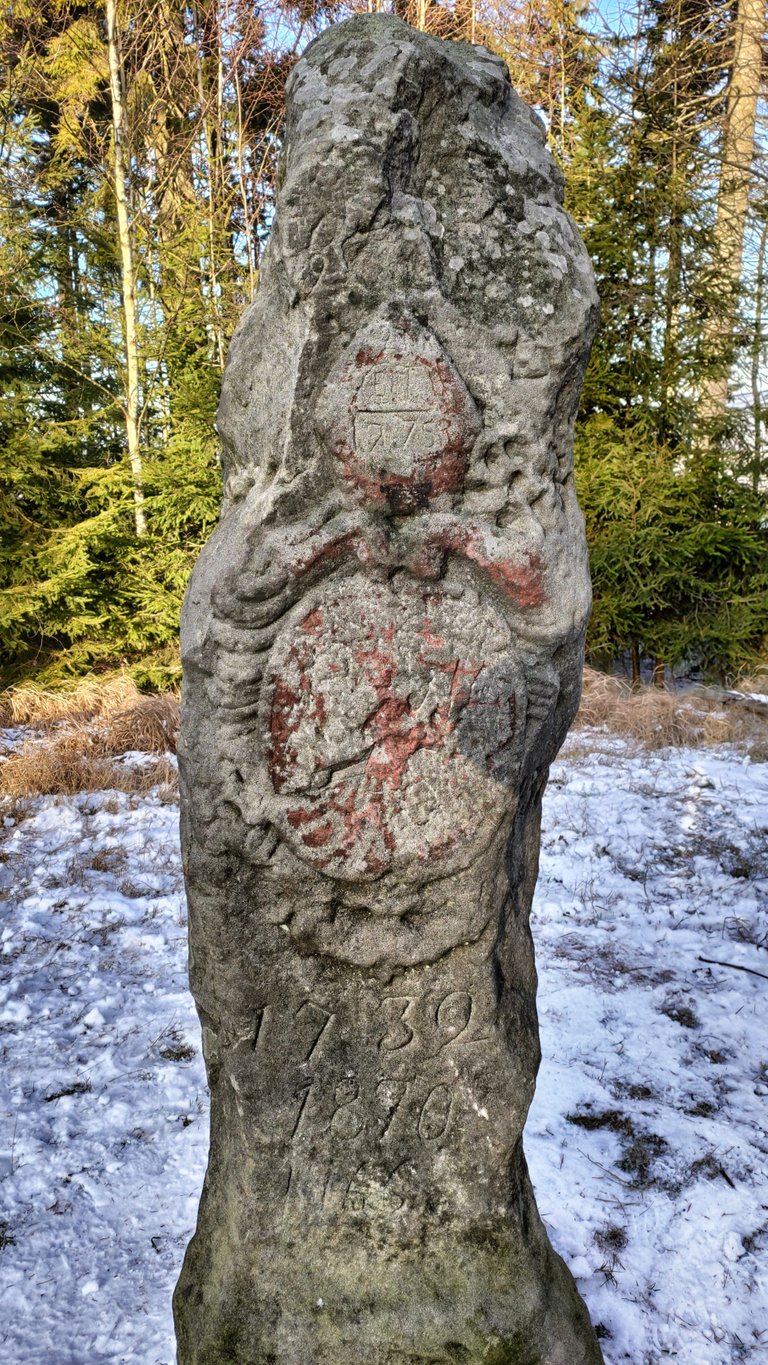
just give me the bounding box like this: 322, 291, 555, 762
1, 733, 766, 1364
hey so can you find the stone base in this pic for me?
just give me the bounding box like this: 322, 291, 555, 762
174, 1146, 603, 1365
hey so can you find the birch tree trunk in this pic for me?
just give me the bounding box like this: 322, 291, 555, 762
700, 0, 765, 428
750, 218, 768, 490
193, 6, 226, 373
106, 0, 146, 536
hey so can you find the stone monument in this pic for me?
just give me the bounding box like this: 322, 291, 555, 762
174, 14, 602, 1364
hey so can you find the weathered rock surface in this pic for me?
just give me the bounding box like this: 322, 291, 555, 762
174, 14, 602, 1364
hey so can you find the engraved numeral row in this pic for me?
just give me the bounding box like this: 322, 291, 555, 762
379, 990, 489, 1054
253, 998, 334, 1063
252, 990, 490, 1064
290, 1073, 453, 1146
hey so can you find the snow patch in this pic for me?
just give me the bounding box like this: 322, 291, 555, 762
0, 737, 766, 1362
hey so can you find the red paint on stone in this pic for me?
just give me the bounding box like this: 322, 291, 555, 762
355, 346, 385, 367
328, 348, 476, 513
364, 694, 426, 790
421, 831, 459, 861
431, 526, 546, 609
420, 616, 446, 651
325, 777, 397, 863
485, 555, 545, 607
407, 542, 449, 581
334, 452, 462, 515
300, 821, 335, 848
297, 531, 358, 578
300, 607, 324, 634
268, 673, 302, 794
287, 806, 316, 828
362, 850, 389, 876
313, 687, 327, 728
268, 632, 328, 793
354, 644, 396, 693
285, 528, 384, 593
267, 582, 521, 877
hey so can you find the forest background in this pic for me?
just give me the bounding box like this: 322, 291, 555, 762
1, 0, 766, 690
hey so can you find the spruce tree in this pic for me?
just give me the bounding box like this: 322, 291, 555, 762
564, 0, 767, 681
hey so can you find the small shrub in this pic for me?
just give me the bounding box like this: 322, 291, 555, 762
159, 1041, 197, 1063
566, 1108, 631, 1135
626, 1084, 655, 1101
44, 1080, 92, 1102
594, 1225, 628, 1259
724, 916, 768, 950
100, 694, 180, 756
566, 1108, 669, 1188
618, 1131, 669, 1186
87, 848, 129, 874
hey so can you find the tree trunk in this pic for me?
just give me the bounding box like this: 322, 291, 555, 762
659, 0, 684, 446
631, 644, 642, 689
193, 3, 226, 372
699, 0, 765, 428
750, 218, 768, 492
106, 0, 146, 536
229, 18, 256, 300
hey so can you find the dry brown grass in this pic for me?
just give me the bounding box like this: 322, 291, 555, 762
96, 693, 180, 757
739, 673, 768, 698
0, 676, 180, 748
0, 736, 178, 800
575, 667, 767, 756
0, 674, 179, 799
0, 675, 143, 728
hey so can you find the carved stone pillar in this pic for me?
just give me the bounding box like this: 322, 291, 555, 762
174, 15, 603, 1364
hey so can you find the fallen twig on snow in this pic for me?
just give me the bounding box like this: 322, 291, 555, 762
697, 956, 768, 981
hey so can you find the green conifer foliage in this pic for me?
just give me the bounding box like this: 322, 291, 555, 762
0, 0, 765, 686
577, 419, 768, 679
562, 0, 767, 680
0, 0, 277, 685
